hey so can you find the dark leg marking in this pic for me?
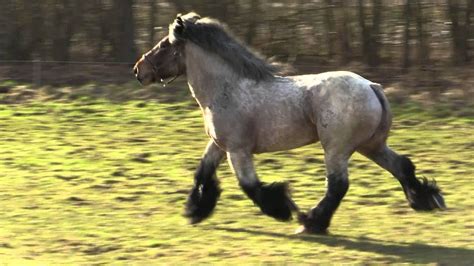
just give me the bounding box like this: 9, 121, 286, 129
398, 156, 445, 211
360, 146, 446, 212
298, 174, 349, 234
241, 181, 297, 221
185, 161, 221, 224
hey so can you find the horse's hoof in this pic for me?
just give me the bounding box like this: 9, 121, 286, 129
294, 225, 328, 235
188, 215, 205, 225
296, 212, 330, 235
408, 177, 446, 211
294, 225, 306, 234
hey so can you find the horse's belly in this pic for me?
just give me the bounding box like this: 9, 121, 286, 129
253, 121, 318, 153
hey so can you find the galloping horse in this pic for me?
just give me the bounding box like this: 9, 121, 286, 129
133, 12, 445, 234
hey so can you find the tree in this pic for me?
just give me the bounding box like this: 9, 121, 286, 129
447, 0, 472, 64
358, 0, 382, 66
323, 0, 336, 59
402, 0, 412, 68
245, 0, 260, 45
414, 0, 429, 65
111, 0, 137, 62
335, 0, 353, 64
148, 0, 157, 47
3, 0, 45, 60
90, 0, 111, 60
51, 0, 81, 61
402, 0, 431, 68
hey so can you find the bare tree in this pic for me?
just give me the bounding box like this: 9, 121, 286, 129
447, 0, 472, 64
414, 0, 429, 65
358, 0, 382, 66
335, 0, 352, 64
148, 0, 157, 47
111, 0, 137, 62
324, 0, 336, 59
94, 0, 110, 60
245, 0, 260, 45
51, 0, 82, 61
402, 0, 412, 68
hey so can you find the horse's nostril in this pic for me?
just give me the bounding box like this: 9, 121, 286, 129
133, 67, 138, 75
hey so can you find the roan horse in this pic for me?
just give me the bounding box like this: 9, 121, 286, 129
133, 12, 446, 234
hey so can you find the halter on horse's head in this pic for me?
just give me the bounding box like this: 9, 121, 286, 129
133, 13, 197, 86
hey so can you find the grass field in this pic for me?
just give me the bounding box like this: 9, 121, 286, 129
0, 83, 473, 264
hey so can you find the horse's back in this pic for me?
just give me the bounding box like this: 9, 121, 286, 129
291, 71, 372, 90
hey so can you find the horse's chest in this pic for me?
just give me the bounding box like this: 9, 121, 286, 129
201, 107, 242, 150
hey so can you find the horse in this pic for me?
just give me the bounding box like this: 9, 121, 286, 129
133, 12, 446, 234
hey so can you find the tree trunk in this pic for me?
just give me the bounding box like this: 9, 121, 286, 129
414, 0, 429, 65
0, 0, 11, 59
51, 0, 81, 61
323, 0, 336, 59
358, 0, 381, 66
245, 0, 260, 45
358, 0, 370, 63
336, 1, 352, 64
402, 0, 412, 68
5, 0, 31, 59
148, 0, 157, 47
111, 0, 137, 62
369, 0, 382, 66
28, 1, 45, 58
90, 0, 106, 59
172, 0, 187, 13
465, 0, 473, 62
447, 0, 470, 64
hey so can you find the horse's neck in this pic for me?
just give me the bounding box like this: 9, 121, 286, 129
185, 43, 240, 107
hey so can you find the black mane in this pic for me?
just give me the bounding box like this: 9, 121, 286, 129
170, 13, 277, 81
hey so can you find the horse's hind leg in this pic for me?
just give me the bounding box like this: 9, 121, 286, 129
227, 151, 298, 221
185, 140, 226, 224
297, 150, 351, 234
359, 145, 446, 211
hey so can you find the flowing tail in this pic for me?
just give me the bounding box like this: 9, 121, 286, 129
369, 83, 392, 145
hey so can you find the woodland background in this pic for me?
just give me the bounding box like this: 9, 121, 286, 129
0, 1, 473, 263
0, 0, 472, 89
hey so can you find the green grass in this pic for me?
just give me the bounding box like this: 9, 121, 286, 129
0, 92, 473, 264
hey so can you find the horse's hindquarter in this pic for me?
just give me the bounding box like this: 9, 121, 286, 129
303, 71, 384, 152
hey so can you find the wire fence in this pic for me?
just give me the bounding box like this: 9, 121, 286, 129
0, 59, 471, 90
0, 60, 136, 85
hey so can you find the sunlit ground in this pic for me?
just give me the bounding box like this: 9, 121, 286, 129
0, 83, 472, 264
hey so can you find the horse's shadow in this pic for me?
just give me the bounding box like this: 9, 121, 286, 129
212, 226, 474, 264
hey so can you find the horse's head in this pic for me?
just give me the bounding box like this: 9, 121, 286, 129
133, 13, 202, 86
133, 35, 186, 86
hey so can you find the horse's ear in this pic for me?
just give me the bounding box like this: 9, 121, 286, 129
174, 16, 185, 36
176, 16, 184, 26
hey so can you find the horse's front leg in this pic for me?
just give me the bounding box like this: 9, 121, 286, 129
185, 140, 225, 224
227, 151, 298, 221
298, 152, 350, 234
